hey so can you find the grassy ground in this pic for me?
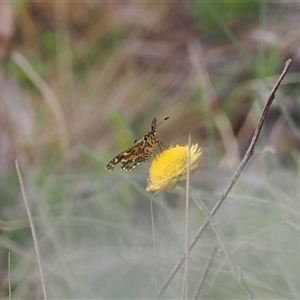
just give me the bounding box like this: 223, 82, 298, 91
1, 1, 300, 299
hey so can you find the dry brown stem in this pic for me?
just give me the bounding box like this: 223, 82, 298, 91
157, 59, 293, 298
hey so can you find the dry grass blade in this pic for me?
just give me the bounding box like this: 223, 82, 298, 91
8, 252, 11, 300
149, 197, 159, 293
183, 133, 191, 300
193, 246, 218, 300
11, 51, 69, 164
194, 195, 252, 299
15, 160, 48, 300
157, 59, 293, 298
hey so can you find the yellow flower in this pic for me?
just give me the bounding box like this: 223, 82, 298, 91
146, 144, 202, 194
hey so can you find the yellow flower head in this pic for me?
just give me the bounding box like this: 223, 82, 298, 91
146, 144, 202, 194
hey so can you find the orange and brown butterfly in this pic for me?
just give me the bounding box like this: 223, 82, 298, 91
105, 117, 169, 171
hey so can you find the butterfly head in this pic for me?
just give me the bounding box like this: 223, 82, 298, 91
150, 117, 158, 134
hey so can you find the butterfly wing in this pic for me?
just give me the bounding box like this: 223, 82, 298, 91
105, 141, 147, 171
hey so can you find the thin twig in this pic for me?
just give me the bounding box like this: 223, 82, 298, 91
157, 59, 292, 298
193, 246, 218, 300
15, 160, 48, 300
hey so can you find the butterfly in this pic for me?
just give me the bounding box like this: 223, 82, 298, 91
105, 117, 169, 171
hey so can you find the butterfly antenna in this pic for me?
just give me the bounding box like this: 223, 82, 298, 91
157, 117, 170, 128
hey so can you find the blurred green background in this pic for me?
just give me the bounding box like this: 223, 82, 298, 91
1, 1, 300, 299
